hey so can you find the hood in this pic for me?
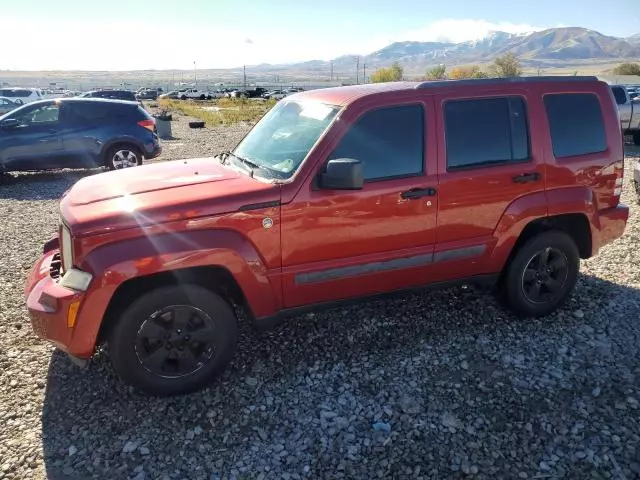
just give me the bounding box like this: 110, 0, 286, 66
60, 157, 280, 236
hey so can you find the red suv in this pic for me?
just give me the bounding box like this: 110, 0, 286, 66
25, 77, 629, 396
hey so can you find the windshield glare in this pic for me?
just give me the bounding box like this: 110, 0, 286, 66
233, 99, 340, 178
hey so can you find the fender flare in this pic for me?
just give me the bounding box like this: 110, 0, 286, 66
69, 229, 277, 356
487, 187, 596, 270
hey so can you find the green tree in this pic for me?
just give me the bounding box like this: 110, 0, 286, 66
488, 53, 522, 78
370, 62, 404, 83
425, 64, 447, 80
612, 63, 640, 76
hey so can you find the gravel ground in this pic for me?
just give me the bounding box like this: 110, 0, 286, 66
0, 116, 639, 480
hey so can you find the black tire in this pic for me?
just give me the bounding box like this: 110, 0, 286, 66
189, 121, 205, 129
503, 231, 579, 317
180, 95, 187, 100
105, 144, 143, 170
108, 285, 238, 396
634, 131, 640, 146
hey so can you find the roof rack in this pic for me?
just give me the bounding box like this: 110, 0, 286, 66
415, 76, 599, 89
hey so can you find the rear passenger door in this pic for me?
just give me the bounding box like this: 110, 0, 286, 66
61, 102, 110, 168
433, 91, 546, 280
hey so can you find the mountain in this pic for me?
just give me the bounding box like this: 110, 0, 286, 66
249, 27, 640, 75
500, 27, 640, 60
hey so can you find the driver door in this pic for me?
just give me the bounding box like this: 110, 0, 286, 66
280, 96, 440, 308
1, 102, 64, 171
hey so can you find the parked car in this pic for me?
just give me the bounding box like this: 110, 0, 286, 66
0, 97, 23, 115
611, 85, 640, 145
159, 90, 181, 99
178, 88, 211, 100
80, 89, 137, 102
0, 98, 161, 176
262, 89, 289, 100
24, 76, 629, 396
0, 88, 44, 104
136, 89, 159, 100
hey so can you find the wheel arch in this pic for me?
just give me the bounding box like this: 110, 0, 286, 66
97, 265, 245, 346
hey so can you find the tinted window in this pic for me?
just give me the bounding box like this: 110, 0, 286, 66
13, 104, 59, 125
544, 93, 606, 158
67, 102, 133, 123
611, 86, 627, 105
445, 97, 530, 170
328, 104, 424, 181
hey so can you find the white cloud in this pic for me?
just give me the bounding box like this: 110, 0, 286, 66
397, 18, 546, 44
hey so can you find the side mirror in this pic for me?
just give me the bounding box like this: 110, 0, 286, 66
318, 158, 363, 190
1, 119, 19, 129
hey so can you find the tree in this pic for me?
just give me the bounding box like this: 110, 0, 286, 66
488, 53, 522, 78
613, 63, 640, 76
425, 65, 447, 80
449, 65, 488, 79
370, 62, 404, 83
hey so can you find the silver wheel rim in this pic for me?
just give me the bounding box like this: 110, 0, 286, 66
112, 149, 138, 169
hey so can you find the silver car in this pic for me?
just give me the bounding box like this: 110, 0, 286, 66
0, 97, 22, 115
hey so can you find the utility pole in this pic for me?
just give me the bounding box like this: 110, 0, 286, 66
194, 61, 197, 87
330, 61, 334, 81
243, 65, 247, 91
363, 64, 366, 84
355, 56, 359, 84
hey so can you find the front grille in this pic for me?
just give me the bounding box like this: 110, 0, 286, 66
50, 253, 62, 280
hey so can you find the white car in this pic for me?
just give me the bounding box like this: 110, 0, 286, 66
178, 88, 212, 100
0, 87, 44, 104
0, 97, 23, 115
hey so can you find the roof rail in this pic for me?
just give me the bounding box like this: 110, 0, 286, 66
415, 76, 600, 89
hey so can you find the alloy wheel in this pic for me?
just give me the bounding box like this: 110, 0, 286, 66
112, 149, 139, 169
521, 247, 569, 304
135, 305, 217, 378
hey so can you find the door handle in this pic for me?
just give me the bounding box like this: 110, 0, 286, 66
512, 172, 541, 183
47, 129, 58, 134
400, 187, 437, 199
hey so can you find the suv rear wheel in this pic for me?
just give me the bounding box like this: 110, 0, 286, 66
503, 231, 579, 317
108, 285, 238, 396
106, 145, 143, 170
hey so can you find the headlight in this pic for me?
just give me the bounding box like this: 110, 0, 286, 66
61, 225, 73, 273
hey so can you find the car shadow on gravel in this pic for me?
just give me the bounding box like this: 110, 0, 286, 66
39, 271, 640, 478
0, 170, 101, 200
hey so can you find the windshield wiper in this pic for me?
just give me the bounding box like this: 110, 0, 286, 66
217, 150, 262, 177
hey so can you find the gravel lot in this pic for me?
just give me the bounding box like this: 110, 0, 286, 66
0, 113, 639, 480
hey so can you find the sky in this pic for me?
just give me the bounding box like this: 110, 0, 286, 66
3, 0, 640, 71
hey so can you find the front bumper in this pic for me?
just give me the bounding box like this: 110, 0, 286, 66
24, 249, 89, 358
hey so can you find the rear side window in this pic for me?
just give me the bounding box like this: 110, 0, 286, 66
444, 96, 530, 170
544, 93, 606, 158
328, 104, 424, 181
611, 86, 627, 105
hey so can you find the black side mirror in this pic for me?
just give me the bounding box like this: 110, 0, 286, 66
1, 119, 19, 129
318, 158, 364, 190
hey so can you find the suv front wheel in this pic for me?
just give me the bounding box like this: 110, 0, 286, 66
108, 285, 239, 396
503, 231, 579, 317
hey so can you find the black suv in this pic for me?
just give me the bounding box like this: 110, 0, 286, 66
0, 98, 162, 175
80, 89, 137, 102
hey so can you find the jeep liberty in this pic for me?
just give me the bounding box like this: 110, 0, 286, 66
25, 77, 629, 395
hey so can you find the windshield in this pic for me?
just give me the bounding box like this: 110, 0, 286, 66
233, 99, 340, 179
